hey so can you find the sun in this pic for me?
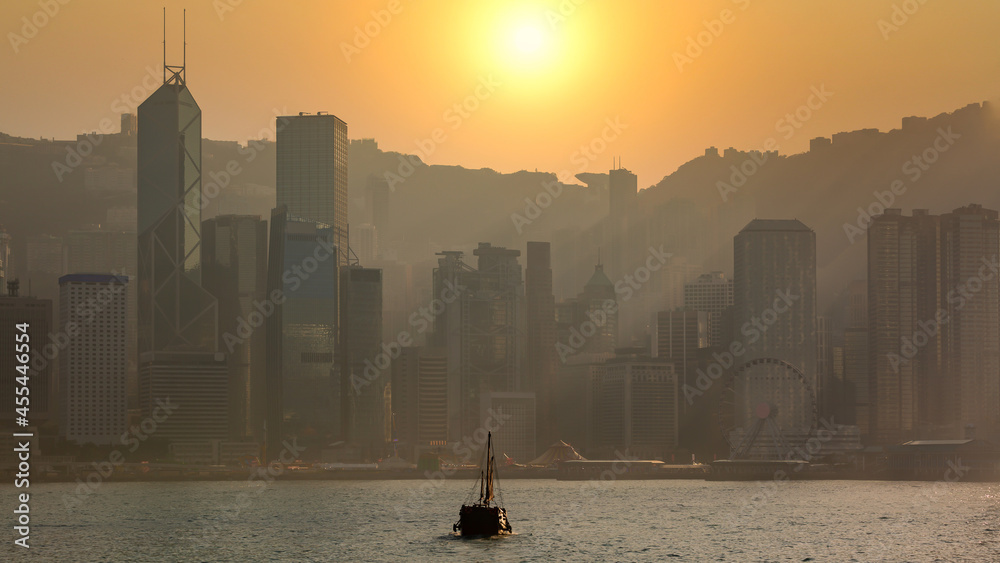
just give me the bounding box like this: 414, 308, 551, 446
512, 23, 546, 57
502, 19, 555, 69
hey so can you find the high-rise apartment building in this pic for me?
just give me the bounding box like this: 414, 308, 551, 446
939, 205, 1000, 438
58, 274, 128, 445
65, 228, 139, 405
869, 205, 1000, 443
867, 209, 935, 444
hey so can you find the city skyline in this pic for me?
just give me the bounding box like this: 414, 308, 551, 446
3, 3, 1000, 559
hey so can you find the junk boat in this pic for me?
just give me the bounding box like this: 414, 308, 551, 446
453, 432, 512, 536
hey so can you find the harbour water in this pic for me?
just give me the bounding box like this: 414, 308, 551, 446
4, 479, 999, 561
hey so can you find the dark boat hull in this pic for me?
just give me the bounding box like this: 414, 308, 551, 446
455, 504, 512, 536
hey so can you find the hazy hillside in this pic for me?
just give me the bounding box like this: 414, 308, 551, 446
640, 101, 1000, 308
3, 100, 998, 308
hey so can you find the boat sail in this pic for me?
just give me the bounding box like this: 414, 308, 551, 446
453, 432, 513, 536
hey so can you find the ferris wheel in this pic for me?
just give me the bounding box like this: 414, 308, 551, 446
717, 357, 818, 460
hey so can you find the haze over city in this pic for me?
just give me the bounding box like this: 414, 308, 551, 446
4, 0, 1000, 183
3, 1, 1000, 561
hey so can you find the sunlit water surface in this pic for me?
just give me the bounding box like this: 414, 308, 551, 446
4, 479, 999, 561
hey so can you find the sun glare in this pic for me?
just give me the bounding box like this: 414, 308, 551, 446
512, 23, 545, 57
501, 18, 555, 70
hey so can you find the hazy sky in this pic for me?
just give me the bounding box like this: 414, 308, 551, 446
3, 0, 999, 186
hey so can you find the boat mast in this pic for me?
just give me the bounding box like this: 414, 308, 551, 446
484, 432, 494, 504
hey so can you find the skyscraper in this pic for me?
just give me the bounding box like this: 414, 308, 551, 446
608, 166, 637, 224
352, 223, 378, 263
733, 219, 817, 435
137, 50, 217, 355
651, 309, 708, 411
939, 205, 999, 438
136, 30, 228, 448
843, 327, 869, 436
607, 165, 637, 283
391, 346, 449, 460
526, 242, 558, 450
555, 262, 619, 363
683, 271, 734, 348
202, 215, 268, 442
65, 228, 139, 406
58, 274, 128, 446
869, 206, 1000, 442
266, 207, 340, 459
365, 174, 390, 238
341, 265, 385, 458
65, 230, 137, 276
867, 208, 940, 443
592, 353, 678, 459
432, 244, 527, 447
276, 113, 349, 268
25, 234, 64, 276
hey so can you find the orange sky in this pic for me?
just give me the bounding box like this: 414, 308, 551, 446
3, 0, 999, 187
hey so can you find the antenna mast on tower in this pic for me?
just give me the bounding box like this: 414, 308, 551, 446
163, 8, 186, 86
